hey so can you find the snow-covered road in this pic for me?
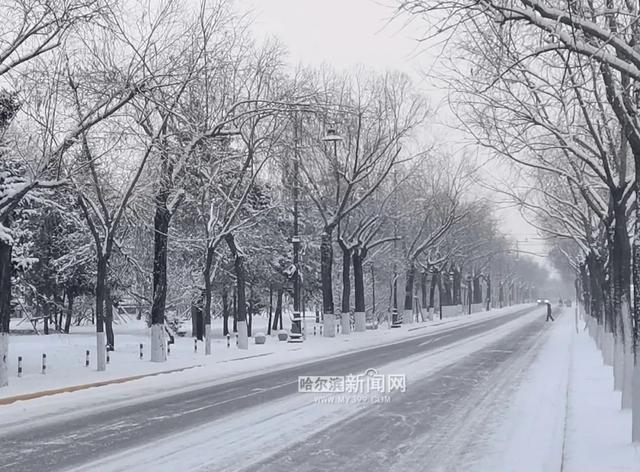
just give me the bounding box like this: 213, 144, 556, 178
0, 305, 550, 471
247, 309, 550, 472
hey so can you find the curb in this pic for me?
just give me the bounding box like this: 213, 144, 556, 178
0, 364, 202, 406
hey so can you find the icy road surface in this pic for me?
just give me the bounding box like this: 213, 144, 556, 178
0, 306, 550, 471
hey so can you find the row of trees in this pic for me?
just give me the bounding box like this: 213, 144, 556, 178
0, 0, 543, 388
397, 0, 640, 442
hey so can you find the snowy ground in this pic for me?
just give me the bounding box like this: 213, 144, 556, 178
1, 304, 531, 401
563, 316, 640, 471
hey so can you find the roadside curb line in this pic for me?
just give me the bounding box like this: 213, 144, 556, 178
0, 364, 203, 406
218, 352, 274, 363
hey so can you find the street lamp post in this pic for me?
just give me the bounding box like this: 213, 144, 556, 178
289, 115, 303, 343
391, 169, 401, 328
391, 271, 401, 327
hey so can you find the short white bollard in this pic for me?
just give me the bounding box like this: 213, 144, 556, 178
194, 339, 198, 353
17, 356, 22, 377
41, 353, 46, 374
167, 341, 171, 356
139, 343, 144, 360
106, 347, 110, 365
85, 350, 90, 367
227, 334, 230, 348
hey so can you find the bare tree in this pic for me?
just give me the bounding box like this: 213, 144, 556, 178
300, 69, 428, 336
71, 0, 203, 370
0, 0, 140, 385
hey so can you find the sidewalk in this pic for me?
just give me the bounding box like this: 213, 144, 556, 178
476, 310, 640, 471
563, 317, 640, 471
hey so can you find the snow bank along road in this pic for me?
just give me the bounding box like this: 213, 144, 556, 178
0, 305, 551, 471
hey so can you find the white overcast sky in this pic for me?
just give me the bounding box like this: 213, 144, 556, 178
239, 0, 547, 258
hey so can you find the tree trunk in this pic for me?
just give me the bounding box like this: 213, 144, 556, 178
371, 263, 376, 316
442, 270, 452, 306
150, 186, 170, 362
248, 306, 253, 336
273, 286, 283, 332
452, 267, 461, 305
473, 276, 482, 304
339, 241, 351, 334
610, 194, 633, 400
421, 271, 428, 310
233, 286, 238, 333
104, 285, 115, 350
192, 290, 204, 341
486, 275, 491, 311
579, 262, 591, 317
222, 287, 230, 337
267, 284, 273, 335
203, 247, 214, 355
248, 292, 253, 337
467, 276, 473, 314
191, 301, 197, 337
429, 269, 438, 309
587, 251, 606, 331
64, 289, 74, 334
52, 292, 60, 331
403, 262, 415, 324
226, 233, 248, 349
340, 243, 351, 313
0, 234, 12, 387
632, 159, 640, 441
42, 299, 50, 335
95, 256, 108, 371
353, 247, 366, 331
320, 230, 336, 336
